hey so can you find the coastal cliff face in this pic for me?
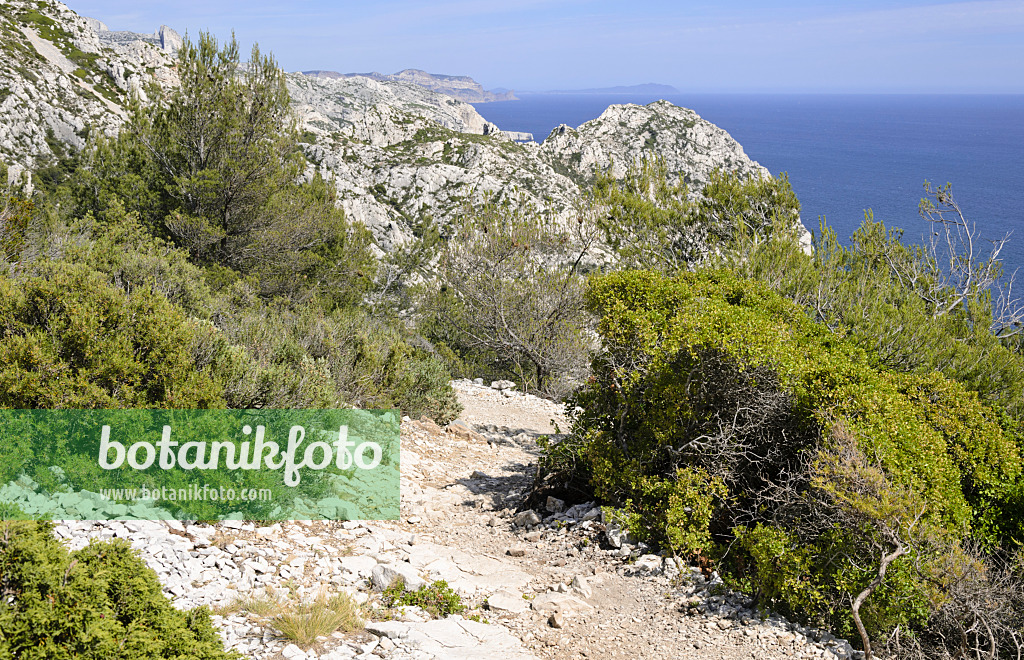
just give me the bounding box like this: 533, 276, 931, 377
0, 0, 808, 250
302, 69, 517, 104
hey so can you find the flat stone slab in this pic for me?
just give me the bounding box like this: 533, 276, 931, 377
486, 590, 529, 614
365, 620, 410, 640
337, 554, 377, 578
405, 542, 532, 594
530, 592, 593, 616
402, 616, 537, 659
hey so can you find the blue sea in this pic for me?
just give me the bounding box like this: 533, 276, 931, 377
474, 93, 1024, 274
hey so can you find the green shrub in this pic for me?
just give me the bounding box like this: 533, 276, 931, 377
722, 208, 1024, 422
0, 194, 32, 265
381, 579, 465, 618
206, 292, 460, 421
0, 520, 238, 659
0, 262, 224, 408
589, 158, 800, 272
547, 269, 1023, 651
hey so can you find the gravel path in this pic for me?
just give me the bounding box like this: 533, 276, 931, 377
46, 380, 858, 660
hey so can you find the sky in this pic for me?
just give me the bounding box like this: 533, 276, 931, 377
68, 0, 1024, 93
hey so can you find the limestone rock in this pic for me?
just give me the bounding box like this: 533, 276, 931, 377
370, 562, 426, 591
530, 592, 593, 616
486, 590, 529, 614
514, 510, 541, 528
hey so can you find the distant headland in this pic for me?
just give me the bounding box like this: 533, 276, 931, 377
300, 69, 516, 103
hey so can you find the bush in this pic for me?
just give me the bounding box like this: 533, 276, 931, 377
0, 194, 32, 266
381, 579, 465, 618
721, 201, 1024, 422
545, 269, 1024, 653
206, 291, 460, 422
590, 158, 801, 272
0, 262, 224, 408
0, 520, 237, 659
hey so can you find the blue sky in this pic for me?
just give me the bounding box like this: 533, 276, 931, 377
71, 1, 1024, 93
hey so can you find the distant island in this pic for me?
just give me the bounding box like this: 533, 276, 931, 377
537, 83, 680, 95
301, 69, 516, 103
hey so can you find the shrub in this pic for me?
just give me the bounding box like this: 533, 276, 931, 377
720, 199, 1024, 422
0, 520, 238, 659
207, 291, 460, 422
546, 269, 1024, 653
0, 193, 32, 266
589, 158, 801, 272
381, 579, 465, 618
0, 262, 224, 408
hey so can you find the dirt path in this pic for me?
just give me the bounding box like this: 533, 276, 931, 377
50, 380, 856, 660
386, 379, 856, 660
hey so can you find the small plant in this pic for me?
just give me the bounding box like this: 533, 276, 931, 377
282, 577, 300, 596
239, 590, 284, 618
381, 579, 465, 618
211, 530, 238, 549
270, 593, 364, 648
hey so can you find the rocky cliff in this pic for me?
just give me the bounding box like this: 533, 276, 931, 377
0, 0, 807, 250
0, 0, 178, 181
303, 69, 517, 103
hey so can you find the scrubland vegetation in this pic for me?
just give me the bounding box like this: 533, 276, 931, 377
3, 32, 1024, 659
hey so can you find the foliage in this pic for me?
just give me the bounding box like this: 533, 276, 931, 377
199, 289, 460, 420
606, 468, 726, 559
60, 201, 215, 317
381, 579, 465, 618
589, 157, 693, 271
545, 269, 1024, 653
424, 194, 595, 397
0, 261, 224, 408
720, 188, 1024, 421
54, 33, 377, 309
0, 520, 238, 659
140, 32, 298, 234
0, 182, 33, 266
590, 158, 801, 272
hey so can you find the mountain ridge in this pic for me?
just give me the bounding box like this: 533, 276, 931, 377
0, 0, 807, 252
301, 68, 517, 103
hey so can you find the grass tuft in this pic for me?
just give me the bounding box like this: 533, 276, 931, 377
270, 593, 364, 647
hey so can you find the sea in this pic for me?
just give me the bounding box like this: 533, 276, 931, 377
473, 93, 1024, 275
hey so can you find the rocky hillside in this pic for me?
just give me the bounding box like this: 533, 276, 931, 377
0, 0, 178, 181
303, 69, 517, 103
0, 0, 807, 250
